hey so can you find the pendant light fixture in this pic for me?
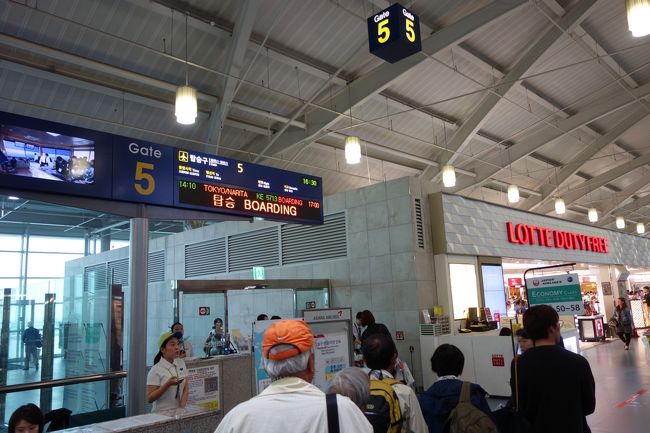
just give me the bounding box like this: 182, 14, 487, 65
344, 136, 361, 164
616, 216, 625, 229
637, 222, 645, 234
442, 165, 456, 188
626, 0, 650, 37
587, 208, 598, 223
175, 12, 197, 125
554, 197, 565, 215
507, 184, 519, 204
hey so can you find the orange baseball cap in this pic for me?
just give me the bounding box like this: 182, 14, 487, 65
262, 320, 314, 360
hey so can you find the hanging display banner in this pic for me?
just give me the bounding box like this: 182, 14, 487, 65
187, 364, 220, 410
526, 273, 584, 315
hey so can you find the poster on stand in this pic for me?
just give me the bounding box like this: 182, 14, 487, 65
303, 308, 353, 392
187, 364, 220, 410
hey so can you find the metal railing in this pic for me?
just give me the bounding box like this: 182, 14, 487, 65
0, 371, 127, 394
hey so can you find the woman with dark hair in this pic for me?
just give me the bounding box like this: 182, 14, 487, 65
613, 297, 633, 350
171, 322, 193, 358
359, 310, 390, 342
8, 404, 43, 433
147, 331, 189, 412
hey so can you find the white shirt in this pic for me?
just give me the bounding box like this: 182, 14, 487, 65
214, 376, 373, 433
146, 357, 188, 412
365, 369, 428, 433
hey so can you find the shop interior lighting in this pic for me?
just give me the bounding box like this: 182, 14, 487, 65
616, 216, 625, 229
175, 13, 197, 125
588, 208, 598, 223
637, 222, 645, 234
442, 165, 456, 188
627, 0, 650, 37
344, 136, 361, 164
507, 184, 519, 203
554, 197, 566, 215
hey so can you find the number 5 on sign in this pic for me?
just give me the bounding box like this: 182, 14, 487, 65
134, 161, 155, 195
377, 18, 390, 43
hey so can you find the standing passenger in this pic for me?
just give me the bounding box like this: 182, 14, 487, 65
613, 297, 633, 350
517, 305, 595, 432
146, 331, 189, 412
22, 322, 41, 370
418, 344, 494, 433
171, 322, 193, 358
214, 320, 373, 433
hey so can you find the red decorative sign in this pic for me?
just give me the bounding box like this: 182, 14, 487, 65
491, 354, 505, 367
395, 331, 405, 340
507, 278, 522, 287
198, 306, 210, 316
506, 222, 608, 253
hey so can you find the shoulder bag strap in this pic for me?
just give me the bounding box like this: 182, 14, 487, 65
326, 393, 340, 433
514, 355, 520, 410
459, 381, 471, 403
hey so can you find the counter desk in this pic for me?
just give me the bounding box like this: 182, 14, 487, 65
419, 328, 579, 397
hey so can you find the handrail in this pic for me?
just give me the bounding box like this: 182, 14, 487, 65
0, 371, 127, 394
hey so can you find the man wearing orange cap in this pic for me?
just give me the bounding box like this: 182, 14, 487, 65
214, 320, 373, 433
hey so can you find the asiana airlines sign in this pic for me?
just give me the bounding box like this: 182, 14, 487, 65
506, 222, 609, 254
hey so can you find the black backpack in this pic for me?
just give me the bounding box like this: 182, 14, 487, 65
364, 375, 403, 433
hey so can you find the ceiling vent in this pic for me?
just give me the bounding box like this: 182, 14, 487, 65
185, 238, 226, 278
281, 212, 347, 265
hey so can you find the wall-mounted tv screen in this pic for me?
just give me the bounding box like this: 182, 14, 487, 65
1, 124, 95, 184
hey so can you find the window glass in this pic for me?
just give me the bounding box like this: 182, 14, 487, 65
110, 240, 129, 250
26, 253, 83, 278
0, 252, 22, 277
28, 236, 84, 253
0, 234, 22, 251
26, 278, 64, 300
0, 278, 20, 291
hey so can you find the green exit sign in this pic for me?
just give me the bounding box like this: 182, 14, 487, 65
253, 266, 265, 280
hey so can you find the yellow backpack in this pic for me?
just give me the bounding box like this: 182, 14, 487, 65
365, 376, 403, 433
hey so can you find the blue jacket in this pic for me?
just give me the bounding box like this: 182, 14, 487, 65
23, 327, 41, 345
418, 379, 495, 433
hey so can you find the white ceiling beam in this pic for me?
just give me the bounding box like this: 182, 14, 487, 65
535, 152, 650, 214
541, 0, 639, 89
596, 178, 650, 225
205, 0, 260, 152
449, 81, 650, 193
252, 0, 527, 161
522, 109, 648, 211
419, 0, 599, 181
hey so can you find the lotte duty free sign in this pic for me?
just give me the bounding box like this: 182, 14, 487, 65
526, 273, 584, 315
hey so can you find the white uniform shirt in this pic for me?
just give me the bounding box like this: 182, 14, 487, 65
365, 368, 428, 433
146, 357, 188, 412
214, 376, 373, 433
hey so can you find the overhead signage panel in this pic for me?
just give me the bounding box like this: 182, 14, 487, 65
367, 3, 421, 63
526, 273, 584, 315
0, 111, 324, 225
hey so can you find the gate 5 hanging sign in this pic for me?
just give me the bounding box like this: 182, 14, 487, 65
367, 3, 421, 63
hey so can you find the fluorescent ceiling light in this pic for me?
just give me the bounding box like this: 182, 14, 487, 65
588, 208, 598, 223
627, 0, 650, 37
344, 136, 361, 164
616, 216, 625, 229
554, 198, 565, 215
507, 184, 519, 203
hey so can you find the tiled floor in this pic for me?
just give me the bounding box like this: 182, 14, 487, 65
584, 335, 650, 433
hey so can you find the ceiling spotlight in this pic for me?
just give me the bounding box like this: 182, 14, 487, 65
588, 208, 598, 223
554, 198, 565, 215
344, 136, 361, 164
627, 0, 650, 37
637, 222, 645, 234
616, 216, 625, 229
507, 184, 519, 203
442, 165, 456, 188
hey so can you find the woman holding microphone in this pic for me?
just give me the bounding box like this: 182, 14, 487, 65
147, 331, 189, 411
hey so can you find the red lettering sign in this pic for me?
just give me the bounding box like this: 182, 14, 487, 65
505, 222, 608, 254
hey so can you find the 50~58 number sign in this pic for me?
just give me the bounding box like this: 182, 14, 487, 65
367, 3, 421, 63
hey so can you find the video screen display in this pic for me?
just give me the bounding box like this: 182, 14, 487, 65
1, 124, 95, 184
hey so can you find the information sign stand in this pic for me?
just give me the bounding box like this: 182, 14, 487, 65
302, 308, 353, 391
